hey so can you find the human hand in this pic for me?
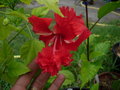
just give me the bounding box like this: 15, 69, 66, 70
11, 60, 65, 90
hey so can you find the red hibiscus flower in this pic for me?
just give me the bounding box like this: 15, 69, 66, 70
28, 6, 91, 51
29, 6, 91, 75
36, 46, 73, 76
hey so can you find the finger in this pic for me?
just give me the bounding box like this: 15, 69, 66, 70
11, 59, 39, 90
48, 74, 65, 90
32, 72, 50, 90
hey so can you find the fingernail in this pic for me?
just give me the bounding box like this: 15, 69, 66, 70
32, 87, 37, 90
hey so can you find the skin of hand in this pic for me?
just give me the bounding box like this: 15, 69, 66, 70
11, 59, 65, 90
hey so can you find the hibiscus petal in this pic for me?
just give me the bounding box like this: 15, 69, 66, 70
54, 23, 76, 40
54, 6, 89, 41
60, 48, 73, 66
36, 47, 62, 76
55, 6, 76, 23
36, 46, 73, 76
64, 29, 91, 51
28, 15, 52, 35
54, 7, 76, 40
39, 34, 55, 46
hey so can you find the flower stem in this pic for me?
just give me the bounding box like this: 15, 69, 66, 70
84, 0, 90, 61
90, 18, 101, 31
27, 70, 41, 90
87, 38, 90, 61
26, 23, 33, 39
8, 26, 26, 44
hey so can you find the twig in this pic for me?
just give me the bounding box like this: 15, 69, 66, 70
84, 1, 90, 61
8, 26, 26, 44
90, 18, 101, 31
26, 23, 33, 39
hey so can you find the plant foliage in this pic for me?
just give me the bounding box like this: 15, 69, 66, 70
98, 1, 120, 19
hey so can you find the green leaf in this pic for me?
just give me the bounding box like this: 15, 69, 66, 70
0, 5, 5, 8
94, 41, 110, 55
8, 11, 28, 21
0, 41, 17, 84
80, 59, 102, 88
1, 73, 18, 84
3, 18, 9, 25
0, 41, 14, 70
80, 53, 87, 61
0, 60, 29, 84
7, 60, 30, 77
90, 83, 99, 90
98, 1, 120, 19
59, 70, 75, 86
48, 70, 75, 86
36, 0, 63, 17
0, 41, 14, 63
20, 0, 32, 4
5, 8, 26, 26
89, 34, 100, 44
32, 6, 49, 17
10, 26, 31, 38
20, 39, 44, 65
0, 17, 18, 40
48, 76, 56, 83
90, 51, 104, 60
0, 0, 20, 9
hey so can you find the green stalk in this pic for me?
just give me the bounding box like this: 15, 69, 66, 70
26, 23, 33, 39
27, 70, 41, 90
83, 0, 101, 61
84, 0, 90, 61
8, 26, 26, 44
90, 18, 101, 31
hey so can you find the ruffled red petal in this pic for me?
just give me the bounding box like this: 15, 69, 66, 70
55, 7, 76, 23
60, 48, 73, 66
54, 6, 88, 41
36, 46, 73, 76
36, 47, 61, 76
28, 15, 52, 35
63, 29, 91, 51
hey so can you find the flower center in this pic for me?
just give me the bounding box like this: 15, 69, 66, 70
55, 34, 64, 39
